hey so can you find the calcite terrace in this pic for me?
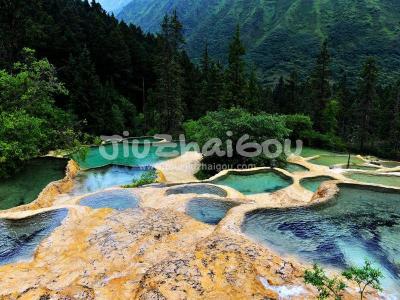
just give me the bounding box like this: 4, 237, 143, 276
0, 151, 394, 299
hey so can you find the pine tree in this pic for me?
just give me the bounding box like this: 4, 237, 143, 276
226, 25, 246, 107
246, 69, 262, 112
286, 71, 300, 114
272, 77, 286, 113
196, 44, 212, 118
390, 80, 400, 157
310, 40, 331, 131
151, 12, 185, 134
64, 47, 105, 133
181, 52, 201, 119
357, 57, 378, 152
336, 70, 354, 138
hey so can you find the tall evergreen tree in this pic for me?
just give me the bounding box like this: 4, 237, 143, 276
246, 69, 262, 112
357, 57, 378, 151
336, 70, 354, 138
226, 25, 246, 107
272, 77, 286, 113
181, 52, 201, 119
64, 48, 104, 133
285, 71, 300, 114
310, 40, 331, 131
151, 12, 185, 134
389, 80, 400, 157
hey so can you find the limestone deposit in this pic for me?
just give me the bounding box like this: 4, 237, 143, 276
0, 151, 392, 299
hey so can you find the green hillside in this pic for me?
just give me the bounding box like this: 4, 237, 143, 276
118, 0, 400, 82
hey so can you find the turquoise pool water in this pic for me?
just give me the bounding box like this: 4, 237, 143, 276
346, 173, 400, 188
186, 198, 241, 225
212, 171, 293, 195
74, 142, 183, 169
333, 164, 378, 171
70, 165, 147, 196
294, 147, 342, 158
300, 176, 335, 192
282, 163, 309, 173
166, 184, 227, 197
0, 158, 68, 210
379, 161, 400, 169
79, 190, 139, 210
309, 155, 364, 167
242, 185, 400, 294
0, 209, 68, 265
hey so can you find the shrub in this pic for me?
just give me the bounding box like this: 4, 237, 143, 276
342, 261, 383, 299
304, 261, 384, 300
122, 170, 157, 188
184, 108, 291, 175
304, 264, 346, 300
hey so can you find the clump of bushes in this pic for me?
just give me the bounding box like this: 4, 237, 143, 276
122, 170, 158, 188
304, 260, 383, 299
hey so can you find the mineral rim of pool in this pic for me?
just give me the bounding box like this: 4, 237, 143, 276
0, 209, 68, 265
242, 185, 400, 294
212, 170, 293, 195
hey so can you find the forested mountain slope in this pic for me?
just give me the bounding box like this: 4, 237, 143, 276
118, 0, 400, 82
0, 0, 159, 134
96, 0, 131, 13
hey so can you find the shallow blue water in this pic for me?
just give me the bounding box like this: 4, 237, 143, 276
212, 171, 293, 195
70, 165, 147, 196
300, 176, 335, 192
186, 198, 241, 225
242, 185, 400, 294
79, 190, 139, 211
0, 209, 68, 265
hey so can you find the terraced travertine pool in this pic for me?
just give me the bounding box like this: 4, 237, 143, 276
300, 176, 335, 192
185, 197, 241, 225
79, 190, 140, 210
379, 161, 400, 168
73, 142, 183, 169
242, 185, 400, 294
0, 209, 68, 265
70, 165, 146, 196
294, 147, 341, 157
0, 158, 68, 210
333, 164, 378, 171
309, 155, 364, 167
166, 184, 227, 197
282, 163, 309, 173
346, 173, 400, 188
212, 170, 293, 195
